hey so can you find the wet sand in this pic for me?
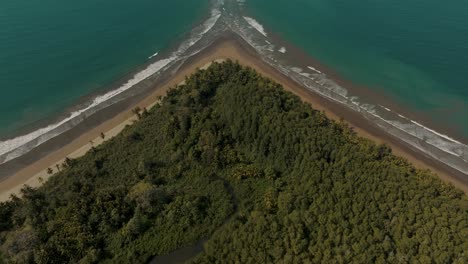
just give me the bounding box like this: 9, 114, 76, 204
0, 34, 467, 201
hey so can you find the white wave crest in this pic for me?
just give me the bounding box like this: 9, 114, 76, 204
0, 7, 222, 165
225, 4, 468, 175
307, 66, 322, 74
410, 120, 463, 145
148, 52, 159, 59
0, 56, 177, 163
379, 105, 391, 112
361, 105, 468, 163
243, 17, 267, 37
278, 47, 286, 53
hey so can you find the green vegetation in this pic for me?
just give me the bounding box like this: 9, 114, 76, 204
1, 61, 467, 263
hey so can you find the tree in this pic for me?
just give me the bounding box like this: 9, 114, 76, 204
132, 107, 142, 119
1, 61, 466, 264
142, 107, 149, 118
63, 157, 74, 168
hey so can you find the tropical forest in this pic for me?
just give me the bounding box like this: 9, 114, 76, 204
0, 61, 466, 263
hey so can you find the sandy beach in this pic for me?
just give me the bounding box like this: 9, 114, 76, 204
1, 35, 467, 202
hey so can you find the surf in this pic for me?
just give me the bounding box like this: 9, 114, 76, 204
1, 0, 467, 177
0, 1, 223, 165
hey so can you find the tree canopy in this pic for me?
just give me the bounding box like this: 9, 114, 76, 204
0, 60, 466, 263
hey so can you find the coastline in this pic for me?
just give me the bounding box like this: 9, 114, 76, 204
264, 30, 468, 145
0, 2, 223, 166
235, 14, 468, 176
1, 35, 467, 201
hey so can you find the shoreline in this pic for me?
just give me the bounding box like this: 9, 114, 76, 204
0, 3, 223, 165
1, 34, 467, 201
263, 30, 468, 146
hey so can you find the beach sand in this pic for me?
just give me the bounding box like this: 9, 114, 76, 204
1, 36, 467, 201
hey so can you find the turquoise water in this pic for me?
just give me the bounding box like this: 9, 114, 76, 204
1, 0, 467, 171
0, 0, 210, 137
245, 0, 468, 136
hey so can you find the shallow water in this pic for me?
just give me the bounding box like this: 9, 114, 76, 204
245, 0, 468, 136
1, 0, 467, 175
0, 0, 210, 137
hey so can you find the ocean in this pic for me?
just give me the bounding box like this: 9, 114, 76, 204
245, 0, 468, 136
0, 0, 211, 146
1, 0, 467, 175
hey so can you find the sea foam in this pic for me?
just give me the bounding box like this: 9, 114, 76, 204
232, 9, 468, 175
148, 52, 159, 59
243, 17, 267, 37
363, 106, 467, 161
307, 66, 322, 74
0, 6, 222, 165
0, 56, 176, 164
3, 0, 468, 178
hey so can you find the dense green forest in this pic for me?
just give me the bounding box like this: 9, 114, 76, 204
0, 61, 466, 263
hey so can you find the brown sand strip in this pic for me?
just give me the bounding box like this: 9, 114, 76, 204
1, 35, 466, 201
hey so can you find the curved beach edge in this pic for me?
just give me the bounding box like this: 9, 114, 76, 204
0, 33, 467, 202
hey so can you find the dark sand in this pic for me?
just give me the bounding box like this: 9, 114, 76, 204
1, 33, 467, 201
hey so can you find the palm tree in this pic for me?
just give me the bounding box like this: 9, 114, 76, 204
46, 168, 53, 175
64, 157, 73, 168
100, 132, 106, 140
142, 107, 149, 118
132, 107, 142, 119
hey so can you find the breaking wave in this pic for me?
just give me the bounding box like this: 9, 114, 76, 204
2, 0, 467, 177
226, 0, 468, 175
243, 17, 267, 37
0, 3, 223, 165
